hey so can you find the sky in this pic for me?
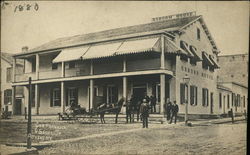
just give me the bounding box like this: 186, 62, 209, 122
1, 1, 249, 55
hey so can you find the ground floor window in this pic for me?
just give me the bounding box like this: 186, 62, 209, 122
67, 88, 78, 106
50, 88, 61, 107
107, 85, 118, 104
4, 89, 12, 105
219, 93, 222, 108
202, 88, 209, 106
227, 94, 230, 109
237, 94, 240, 107
190, 85, 197, 106
180, 83, 186, 104
243, 96, 245, 108
232, 93, 235, 107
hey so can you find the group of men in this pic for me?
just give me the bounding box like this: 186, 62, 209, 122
164, 98, 179, 124
139, 93, 179, 128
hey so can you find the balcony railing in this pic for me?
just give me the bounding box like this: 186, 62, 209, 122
39, 70, 61, 80
15, 72, 36, 82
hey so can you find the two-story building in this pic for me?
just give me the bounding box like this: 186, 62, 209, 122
1, 52, 24, 115
12, 12, 221, 116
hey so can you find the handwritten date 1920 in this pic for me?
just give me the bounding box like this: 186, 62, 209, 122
14, 3, 39, 12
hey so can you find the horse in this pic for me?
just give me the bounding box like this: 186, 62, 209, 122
96, 97, 125, 124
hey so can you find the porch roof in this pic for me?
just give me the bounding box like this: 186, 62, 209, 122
53, 46, 89, 63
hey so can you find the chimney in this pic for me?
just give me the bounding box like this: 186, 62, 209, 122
22, 46, 29, 53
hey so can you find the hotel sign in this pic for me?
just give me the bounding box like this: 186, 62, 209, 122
152, 11, 196, 22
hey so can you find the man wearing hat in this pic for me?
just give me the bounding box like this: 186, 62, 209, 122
140, 99, 150, 128
169, 101, 179, 124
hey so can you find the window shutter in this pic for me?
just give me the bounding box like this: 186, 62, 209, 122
76, 88, 78, 105
190, 86, 193, 105
180, 84, 184, 104
207, 89, 209, 106
50, 89, 53, 107
195, 87, 198, 105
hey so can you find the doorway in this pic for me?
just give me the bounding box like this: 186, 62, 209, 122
15, 98, 22, 115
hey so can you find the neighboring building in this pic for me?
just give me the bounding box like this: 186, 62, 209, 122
217, 54, 248, 114
12, 12, 221, 116
1, 52, 24, 115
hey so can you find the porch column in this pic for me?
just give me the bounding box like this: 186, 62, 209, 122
123, 56, 127, 72
89, 79, 94, 110
35, 84, 39, 115
61, 61, 65, 77
122, 76, 127, 113
12, 58, 16, 82
160, 74, 165, 114
90, 60, 93, 75
11, 86, 16, 115
160, 35, 165, 69
36, 54, 39, 80
61, 81, 65, 113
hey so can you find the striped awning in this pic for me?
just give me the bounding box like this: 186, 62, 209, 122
53, 46, 90, 63
202, 51, 214, 66
115, 37, 160, 55
82, 42, 121, 59
165, 39, 187, 55
180, 40, 194, 57
189, 45, 202, 61
209, 55, 220, 68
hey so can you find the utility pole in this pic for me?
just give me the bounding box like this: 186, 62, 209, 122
27, 77, 32, 149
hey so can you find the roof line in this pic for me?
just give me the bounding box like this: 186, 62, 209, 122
179, 15, 220, 54
217, 81, 248, 89
218, 53, 248, 57
14, 30, 175, 57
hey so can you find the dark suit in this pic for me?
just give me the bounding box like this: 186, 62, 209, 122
140, 102, 149, 128
164, 102, 172, 121
170, 104, 179, 124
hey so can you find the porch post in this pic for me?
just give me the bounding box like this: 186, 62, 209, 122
122, 76, 127, 113
61, 81, 65, 113
160, 74, 165, 114
61, 61, 65, 77
89, 79, 94, 110
12, 58, 16, 82
35, 84, 39, 115
36, 54, 39, 80
160, 35, 165, 69
12, 86, 16, 115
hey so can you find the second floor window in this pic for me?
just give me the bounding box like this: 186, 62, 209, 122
69, 62, 76, 69
202, 88, 209, 106
227, 94, 230, 109
52, 63, 58, 70
6, 67, 12, 83
197, 28, 201, 40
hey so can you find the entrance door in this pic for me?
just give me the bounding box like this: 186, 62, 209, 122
15, 99, 22, 115
210, 92, 213, 114
133, 87, 147, 102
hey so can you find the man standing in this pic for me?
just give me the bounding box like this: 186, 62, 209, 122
140, 99, 149, 128
150, 95, 157, 113
164, 98, 172, 121
169, 101, 179, 124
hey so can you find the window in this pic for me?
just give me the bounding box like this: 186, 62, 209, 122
219, 93, 222, 109
52, 63, 58, 70
180, 55, 188, 62
67, 88, 78, 106
6, 67, 12, 83
227, 94, 230, 109
202, 88, 209, 106
4, 89, 12, 105
107, 86, 118, 104
31, 85, 35, 107
197, 28, 201, 40
69, 61, 76, 69
243, 96, 245, 108
50, 89, 61, 107
237, 94, 240, 107
232, 93, 235, 107
190, 58, 197, 65
31, 58, 36, 72
190, 85, 198, 106
180, 83, 186, 104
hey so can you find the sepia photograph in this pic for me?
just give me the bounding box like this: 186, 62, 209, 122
0, 1, 248, 154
